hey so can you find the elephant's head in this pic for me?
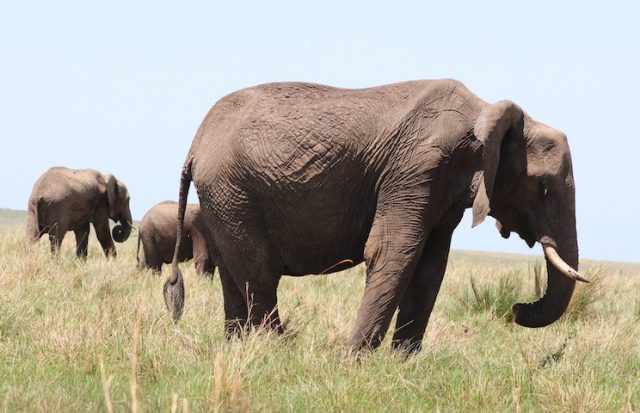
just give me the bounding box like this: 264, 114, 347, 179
472, 100, 586, 328
104, 174, 132, 243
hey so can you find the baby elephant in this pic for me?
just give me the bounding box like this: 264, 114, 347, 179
137, 201, 214, 275
27, 166, 133, 258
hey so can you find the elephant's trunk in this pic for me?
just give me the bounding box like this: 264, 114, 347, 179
512, 225, 579, 328
112, 210, 133, 243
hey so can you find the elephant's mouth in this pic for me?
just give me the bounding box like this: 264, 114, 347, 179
523, 235, 536, 248
495, 221, 535, 247
516, 226, 535, 248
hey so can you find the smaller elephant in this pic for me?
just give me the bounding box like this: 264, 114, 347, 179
27, 166, 133, 258
137, 201, 215, 275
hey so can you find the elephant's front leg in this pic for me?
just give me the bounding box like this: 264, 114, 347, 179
74, 223, 90, 259
93, 217, 116, 258
391, 220, 458, 353
347, 208, 427, 352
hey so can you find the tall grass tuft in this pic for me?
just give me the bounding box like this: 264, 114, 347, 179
564, 266, 604, 323
527, 260, 605, 323
456, 271, 521, 321
98, 355, 114, 413
130, 304, 142, 413
530, 260, 545, 299
210, 351, 250, 413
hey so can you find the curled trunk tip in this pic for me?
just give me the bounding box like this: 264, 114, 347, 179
512, 243, 579, 328
112, 222, 132, 243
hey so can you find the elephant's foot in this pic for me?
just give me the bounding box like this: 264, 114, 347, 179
224, 314, 284, 340
390, 337, 423, 356
247, 305, 284, 335
224, 318, 248, 340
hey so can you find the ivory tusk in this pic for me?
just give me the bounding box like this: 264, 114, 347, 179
543, 245, 590, 283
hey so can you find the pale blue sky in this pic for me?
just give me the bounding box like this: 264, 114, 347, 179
1, 1, 638, 262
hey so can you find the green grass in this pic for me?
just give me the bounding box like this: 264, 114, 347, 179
1, 210, 639, 411
454, 271, 521, 321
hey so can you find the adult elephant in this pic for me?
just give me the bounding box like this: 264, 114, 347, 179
27, 167, 133, 258
138, 201, 214, 275
163, 79, 587, 353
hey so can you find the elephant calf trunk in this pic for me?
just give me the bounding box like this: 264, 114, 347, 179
112, 213, 133, 243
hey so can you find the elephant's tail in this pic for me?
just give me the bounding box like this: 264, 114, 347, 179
26, 197, 45, 243
163, 158, 192, 323
136, 228, 142, 267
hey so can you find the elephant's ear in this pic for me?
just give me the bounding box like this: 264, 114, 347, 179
471, 100, 524, 227
104, 173, 118, 216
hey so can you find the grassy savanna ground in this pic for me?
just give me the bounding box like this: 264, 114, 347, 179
0, 208, 639, 412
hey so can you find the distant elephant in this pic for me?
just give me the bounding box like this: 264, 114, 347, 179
163, 79, 587, 354
27, 166, 133, 258
137, 201, 214, 275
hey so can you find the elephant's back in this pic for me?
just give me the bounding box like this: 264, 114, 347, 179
188, 78, 485, 199
140, 202, 188, 262
30, 167, 103, 203
189, 79, 481, 181
190, 83, 381, 191
140, 202, 200, 237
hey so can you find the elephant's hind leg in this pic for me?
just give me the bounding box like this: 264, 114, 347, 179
216, 227, 283, 335
48, 224, 66, 255
219, 265, 249, 338
391, 219, 459, 354
137, 243, 147, 270
245, 275, 283, 333
229, 260, 282, 334
220, 261, 283, 336
141, 242, 163, 274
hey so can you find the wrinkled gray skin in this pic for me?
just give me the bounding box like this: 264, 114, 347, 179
138, 201, 214, 275
164, 79, 581, 354
27, 167, 132, 258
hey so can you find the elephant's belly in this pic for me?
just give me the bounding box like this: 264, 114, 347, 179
264, 198, 374, 276
195, 151, 377, 276
283, 252, 364, 276
161, 239, 193, 264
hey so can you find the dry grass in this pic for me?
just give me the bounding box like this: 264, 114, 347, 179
0, 212, 639, 412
